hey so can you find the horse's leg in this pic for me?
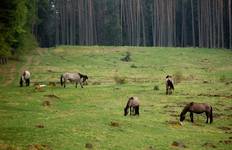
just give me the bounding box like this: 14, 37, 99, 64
20, 78, 23, 87
28, 79, 30, 86
190, 112, 194, 123
129, 107, 132, 115
64, 79, 66, 88
80, 80, 83, 88
76, 82, 77, 88
137, 106, 140, 116
205, 112, 209, 123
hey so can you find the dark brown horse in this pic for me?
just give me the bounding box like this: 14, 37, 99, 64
179, 102, 213, 125
166, 75, 174, 95
124, 97, 140, 116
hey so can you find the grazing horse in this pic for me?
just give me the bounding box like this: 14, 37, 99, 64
60, 72, 88, 88
166, 75, 174, 95
20, 70, 30, 87
124, 97, 140, 116
179, 102, 213, 125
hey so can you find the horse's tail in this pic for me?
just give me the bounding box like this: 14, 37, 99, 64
210, 106, 213, 123
60, 74, 63, 86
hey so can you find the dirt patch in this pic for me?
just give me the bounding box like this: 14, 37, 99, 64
35, 124, 45, 128
219, 140, 232, 144
217, 126, 231, 131
202, 142, 216, 148
0, 144, 18, 150
146, 146, 156, 150
198, 93, 232, 99
48, 82, 56, 87
85, 143, 93, 149
28, 144, 51, 150
171, 141, 187, 148
110, 121, 120, 127
224, 107, 232, 111
42, 101, 51, 106
198, 93, 220, 97
44, 94, 60, 99
192, 123, 205, 127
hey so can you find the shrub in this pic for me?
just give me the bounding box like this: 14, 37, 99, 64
153, 85, 159, 90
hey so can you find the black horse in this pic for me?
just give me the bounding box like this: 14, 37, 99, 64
124, 97, 140, 116
166, 75, 174, 95
180, 102, 213, 125
20, 70, 30, 87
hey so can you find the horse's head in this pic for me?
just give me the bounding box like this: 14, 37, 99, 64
124, 107, 129, 116
180, 114, 185, 122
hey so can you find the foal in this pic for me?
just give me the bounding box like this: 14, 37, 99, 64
179, 102, 213, 125
166, 75, 174, 95
60, 72, 88, 88
20, 70, 30, 87
124, 97, 140, 116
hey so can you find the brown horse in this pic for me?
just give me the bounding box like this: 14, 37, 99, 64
124, 97, 140, 116
166, 75, 174, 95
179, 102, 213, 125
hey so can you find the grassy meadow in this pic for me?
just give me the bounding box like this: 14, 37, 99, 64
0, 46, 232, 150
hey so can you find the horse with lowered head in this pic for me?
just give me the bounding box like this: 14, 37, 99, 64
179, 102, 213, 125
20, 70, 30, 87
60, 72, 88, 88
124, 97, 140, 116
166, 75, 174, 95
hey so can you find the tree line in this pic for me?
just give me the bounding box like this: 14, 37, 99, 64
0, 0, 231, 60
46, 0, 232, 49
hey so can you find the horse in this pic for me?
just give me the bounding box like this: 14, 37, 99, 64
179, 102, 213, 125
20, 70, 30, 87
124, 97, 140, 116
166, 75, 174, 95
60, 72, 88, 88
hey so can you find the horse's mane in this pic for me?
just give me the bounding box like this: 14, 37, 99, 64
181, 102, 194, 115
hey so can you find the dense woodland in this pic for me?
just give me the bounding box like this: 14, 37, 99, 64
0, 0, 232, 59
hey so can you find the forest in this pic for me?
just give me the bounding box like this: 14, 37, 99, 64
0, 0, 232, 58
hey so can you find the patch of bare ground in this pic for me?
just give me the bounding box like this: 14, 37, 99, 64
224, 107, 232, 111
0, 144, 19, 150
85, 143, 93, 149
198, 93, 232, 99
28, 144, 51, 150
202, 142, 216, 148
35, 124, 45, 128
110, 121, 120, 127
219, 140, 232, 145
217, 126, 231, 131
44, 94, 60, 99
171, 141, 187, 148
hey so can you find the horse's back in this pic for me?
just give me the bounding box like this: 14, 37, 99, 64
23, 70, 30, 79
130, 97, 140, 107
63, 73, 80, 81
190, 103, 211, 113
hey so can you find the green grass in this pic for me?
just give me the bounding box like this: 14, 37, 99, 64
0, 46, 232, 150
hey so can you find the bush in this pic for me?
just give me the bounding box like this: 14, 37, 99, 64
153, 85, 159, 90
114, 76, 126, 84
